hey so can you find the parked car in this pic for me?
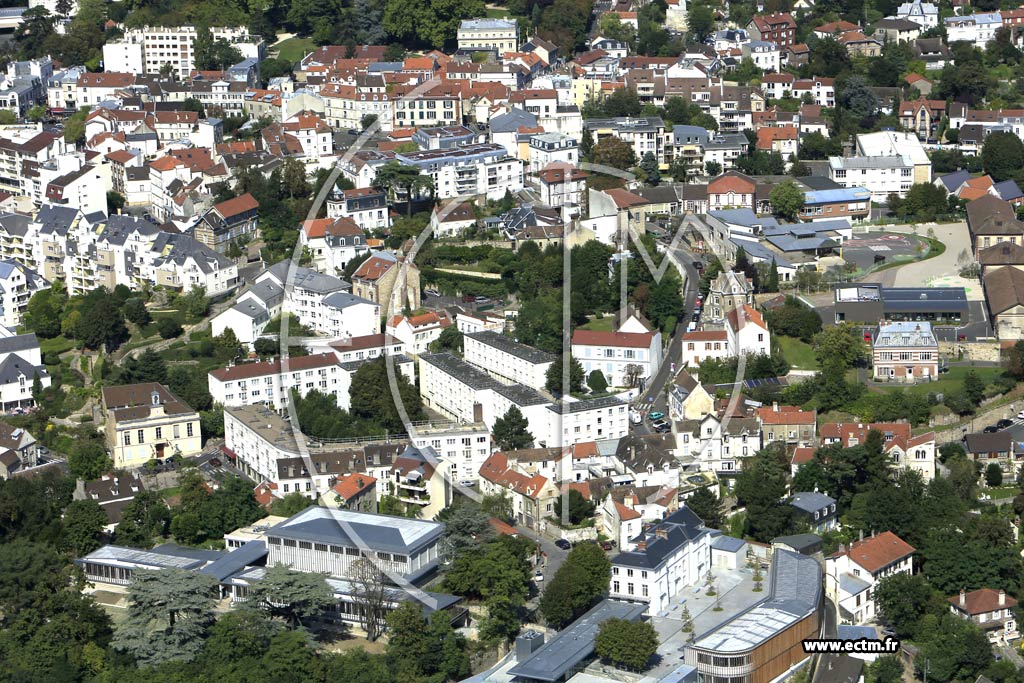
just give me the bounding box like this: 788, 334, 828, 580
984, 425, 1000, 433
474, 296, 489, 303
458, 479, 476, 488
648, 411, 665, 421
533, 571, 544, 582
652, 419, 670, 433
687, 321, 697, 333
599, 540, 615, 551
691, 312, 700, 322
208, 457, 222, 467
997, 419, 1013, 429
693, 261, 704, 271
425, 288, 440, 297
554, 539, 571, 550
1017, 410, 1024, 420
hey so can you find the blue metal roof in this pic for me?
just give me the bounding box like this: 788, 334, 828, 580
803, 187, 872, 205
199, 540, 267, 581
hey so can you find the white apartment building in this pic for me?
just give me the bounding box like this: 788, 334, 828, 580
102, 26, 266, 80
457, 18, 519, 53
826, 532, 915, 625
463, 331, 555, 390
681, 304, 770, 367
314, 333, 407, 364
208, 353, 350, 412
609, 506, 715, 616
409, 422, 492, 484
394, 144, 525, 201
584, 117, 668, 167
0, 126, 66, 196
829, 156, 915, 202
546, 396, 630, 446
572, 317, 663, 389
419, 353, 500, 424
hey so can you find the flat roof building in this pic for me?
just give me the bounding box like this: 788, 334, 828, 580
833, 283, 968, 324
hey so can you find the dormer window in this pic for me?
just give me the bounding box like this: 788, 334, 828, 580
151, 391, 160, 405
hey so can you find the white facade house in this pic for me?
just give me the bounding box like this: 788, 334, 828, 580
945, 12, 1001, 48
546, 396, 630, 446
0, 260, 46, 328
826, 531, 915, 625
0, 333, 50, 412
741, 40, 781, 73
829, 155, 916, 202
299, 217, 369, 275
463, 331, 555, 391
386, 311, 452, 357
528, 132, 580, 174
676, 413, 762, 475
457, 18, 518, 53
609, 507, 716, 616
325, 187, 391, 232
681, 305, 770, 368
896, 0, 938, 28
572, 317, 662, 389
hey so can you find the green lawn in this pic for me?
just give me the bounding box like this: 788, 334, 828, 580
777, 335, 817, 370
273, 36, 316, 63
40, 335, 74, 355
896, 365, 1003, 397
580, 316, 615, 332
485, 5, 511, 16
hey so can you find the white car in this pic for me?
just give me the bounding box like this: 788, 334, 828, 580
1017, 410, 1024, 420
534, 571, 544, 582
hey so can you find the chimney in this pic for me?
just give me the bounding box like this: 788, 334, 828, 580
636, 540, 646, 551
859, 529, 864, 543
656, 528, 668, 539
772, 401, 779, 412
959, 589, 966, 607
1000, 589, 1006, 606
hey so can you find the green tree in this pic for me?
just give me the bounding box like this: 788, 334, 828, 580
430, 326, 463, 354
480, 592, 521, 644
591, 136, 637, 171
361, 113, 378, 130
439, 502, 496, 560
686, 487, 725, 529
734, 445, 792, 542
814, 322, 866, 370
106, 191, 126, 214
22, 285, 66, 338
733, 57, 763, 85
554, 489, 596, 525
981, 130, 1024, 182
540, 542, 611, 627
492, 405, 535, 451
481, 492, 514, 523
268, 492, 317, 517
639, 151, 660, 186
873, 573, 938, 639
687, 1, 715, 41
112, 568, 218, 666
62, 499, 108, 555
866, 656, 904, 683
769, 180, 805, 220
382, 0, 486, 49
985, 462, 1003, 487
594, 618, 658, 670
123, 298, 151, 326
915, 613, 993, 682
963, 369, 985, 405
349, 356, 426, 432
587, 370, 608, 394
158, 316, 184, 339
181, 285, 210, 318
246, 563, 336, 629
545, 354, 585, 395
114, 490, 171, 548
68, 442, 113, 481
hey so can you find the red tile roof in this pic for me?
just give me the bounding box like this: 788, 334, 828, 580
301, 216, 362, 239
726, 304, 767, 332
834, 531, 915, 573
572, 329, 654, 349
682, 330, 729, 342
329, 333, 402, 353
351, 254, 397, 281
615, 500, 642, 521
949, 588, 1018, 616
332, 472, 377, 500
757, 405, 816, 425
604, 188, 650, 209
791, 446, 815, 466
214, 192, 259, 218
480, 452, 551, 499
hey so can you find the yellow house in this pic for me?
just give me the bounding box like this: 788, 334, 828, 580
102, 382, 202, 468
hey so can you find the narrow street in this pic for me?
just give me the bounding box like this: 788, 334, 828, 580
632, 237, 701, 433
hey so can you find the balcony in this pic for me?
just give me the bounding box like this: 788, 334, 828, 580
397, 494, 430, 505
